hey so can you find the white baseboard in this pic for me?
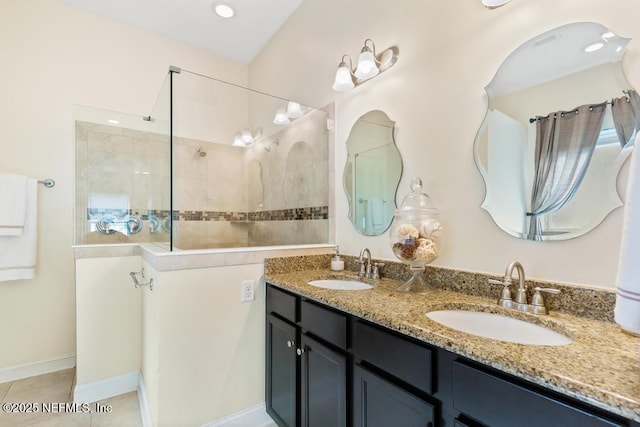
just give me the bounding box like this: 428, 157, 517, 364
73, 370, 139, 404
0, 353, 76, 384
137, 372, 153, 427
202, 402, 275, 427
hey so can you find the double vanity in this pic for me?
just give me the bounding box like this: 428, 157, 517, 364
264, 254, 640, 427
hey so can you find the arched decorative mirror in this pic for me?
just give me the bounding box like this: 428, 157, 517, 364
474, 22, 637, 241
344, 110, 402, 235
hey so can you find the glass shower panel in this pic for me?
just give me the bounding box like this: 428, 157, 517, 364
146, 72, 172, 248
170, 70, 330, 250
73, 74, 171, 246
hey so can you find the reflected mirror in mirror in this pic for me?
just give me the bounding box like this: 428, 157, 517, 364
475, 22, 637, 241
344, 110, 402, 235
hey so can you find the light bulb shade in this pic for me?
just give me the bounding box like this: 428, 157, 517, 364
273, 107, 290, 125
354, 48, 379, 79
241, 130, 253, 144
233, 133, 244, 147
332, 63, 355, 91
286, 101, 303, 119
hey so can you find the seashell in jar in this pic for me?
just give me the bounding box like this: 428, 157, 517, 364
392, 237, 419, 261
397, 223, 420, 239
420, 218, 442, 238
414, 237, 438, 262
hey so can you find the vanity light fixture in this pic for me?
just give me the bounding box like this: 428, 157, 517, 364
273, 107, 290, 125
273, 101, 307, 125
354, 39, 380, 79
332, 39, 399, 92
286, 101, 303, 119
232, 133, 246, 147
333, 56, 355, 91
232, 128, 261, 147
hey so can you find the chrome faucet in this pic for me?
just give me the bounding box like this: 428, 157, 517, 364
488, 261, 560, 315
506, 261, 527, 311
359, 248, 372, 279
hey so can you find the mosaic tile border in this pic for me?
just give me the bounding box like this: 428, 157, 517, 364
87, 206, 329, 222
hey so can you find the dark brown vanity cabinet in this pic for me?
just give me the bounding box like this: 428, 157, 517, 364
300, 334, 347, 427
352, 319, 437, 427
266, 285, 347, 427
267, 284, 437, 427
266, 283, 638, 427
353, 364, 435, 427
451, 360, 629, 427
266, 314, 298, 426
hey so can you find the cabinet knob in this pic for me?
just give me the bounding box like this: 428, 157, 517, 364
286, 340, 295, 348
296, 348, 305, 356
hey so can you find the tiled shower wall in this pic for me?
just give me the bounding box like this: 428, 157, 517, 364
75, 121, 171, 245
75, 110, 329, 249
171, 109, 330, 249
247, 109, 329, 247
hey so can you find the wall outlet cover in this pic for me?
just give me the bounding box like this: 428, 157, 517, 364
241, 280, 255, 302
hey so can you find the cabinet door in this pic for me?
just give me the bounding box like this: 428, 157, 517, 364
266, 314, 298, 427
453, 361, 625, 427
353, 364, 435, 427
353, 320, 434, 394
300, 334, 347, 427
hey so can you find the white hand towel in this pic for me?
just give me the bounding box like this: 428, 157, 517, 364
615, 136, 640, 334
0, 173, 27, 236
0, 179, 37, 281
368, 198, 385, 231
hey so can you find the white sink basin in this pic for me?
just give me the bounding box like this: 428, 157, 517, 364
426, 310, 572, 346
308, 279, 373, 291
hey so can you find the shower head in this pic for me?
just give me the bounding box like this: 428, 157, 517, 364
197, 146, 207, 157
263, 139, 279, 152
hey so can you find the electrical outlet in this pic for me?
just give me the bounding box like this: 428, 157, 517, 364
241, 280, 255, 302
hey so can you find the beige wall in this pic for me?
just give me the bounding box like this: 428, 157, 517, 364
75, 256, 142, 385
249, 0, 640, 288
0, 0, 247, 369
141, 262, 266, 426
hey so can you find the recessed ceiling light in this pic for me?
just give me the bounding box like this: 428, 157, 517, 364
213, 3, 235, 18
107, 119, 120, 124
584, 42, 604, 53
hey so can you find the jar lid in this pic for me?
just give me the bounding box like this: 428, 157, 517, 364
397, 177, 437, 212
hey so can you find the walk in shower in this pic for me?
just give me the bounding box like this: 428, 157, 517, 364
74, 68, 331, 250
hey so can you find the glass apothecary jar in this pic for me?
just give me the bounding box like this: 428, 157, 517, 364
389, 177, 443, 293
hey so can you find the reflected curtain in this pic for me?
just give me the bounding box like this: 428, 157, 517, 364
611, 89, 640, 147
527, 103, 607, 240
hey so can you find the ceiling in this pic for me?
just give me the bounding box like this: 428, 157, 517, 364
57, 0, 303, 63
487, 22, 629, 96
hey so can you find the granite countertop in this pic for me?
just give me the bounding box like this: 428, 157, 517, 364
265, 262, 640, 422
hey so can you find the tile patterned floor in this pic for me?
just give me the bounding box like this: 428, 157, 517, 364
0, 369, 142, 426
